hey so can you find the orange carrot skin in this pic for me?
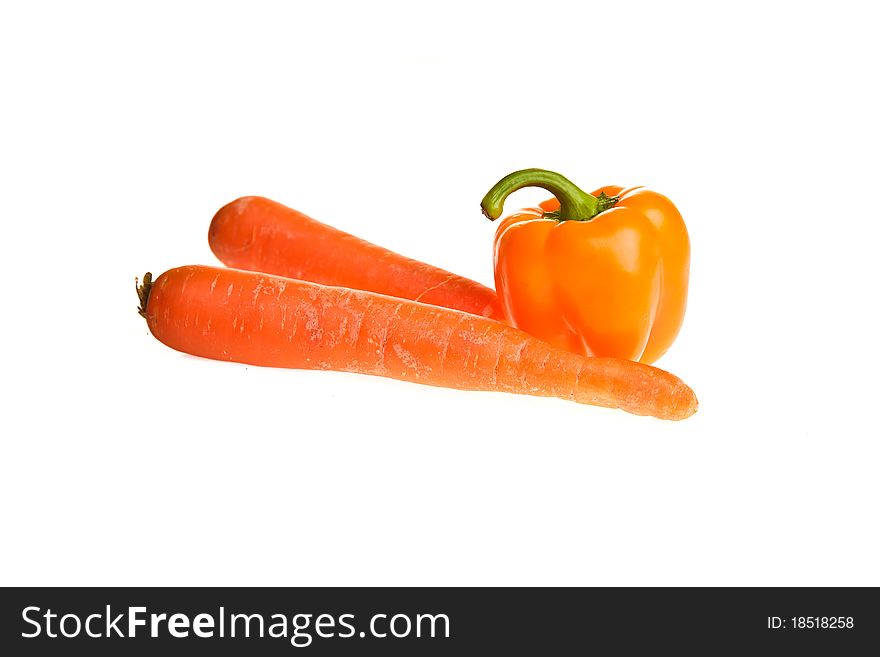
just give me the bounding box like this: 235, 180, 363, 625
144, 266, 697, 420
208, 196, 505, 321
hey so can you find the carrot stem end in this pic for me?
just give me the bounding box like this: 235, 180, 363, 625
136, 272, 153, 319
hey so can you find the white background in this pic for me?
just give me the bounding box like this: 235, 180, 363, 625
2, 1, 878, 586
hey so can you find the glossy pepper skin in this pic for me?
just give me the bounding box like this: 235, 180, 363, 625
481, 169, 689, 364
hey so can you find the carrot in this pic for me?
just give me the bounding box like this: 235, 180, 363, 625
208, 196, 505, 320
137, 265, 697, 420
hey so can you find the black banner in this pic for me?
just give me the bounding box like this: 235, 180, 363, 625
1, 587, 876, 654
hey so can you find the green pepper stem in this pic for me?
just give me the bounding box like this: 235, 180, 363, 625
481, 168, 603, 222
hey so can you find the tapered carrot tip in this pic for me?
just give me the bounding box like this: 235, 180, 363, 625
656, 375, 698, 421
677, 383, 699, 419
673, 388, 698, 420
638, 364, 698, 420
567, 356, 697, 420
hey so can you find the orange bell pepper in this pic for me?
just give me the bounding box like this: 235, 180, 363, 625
481, 168, 690, 364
